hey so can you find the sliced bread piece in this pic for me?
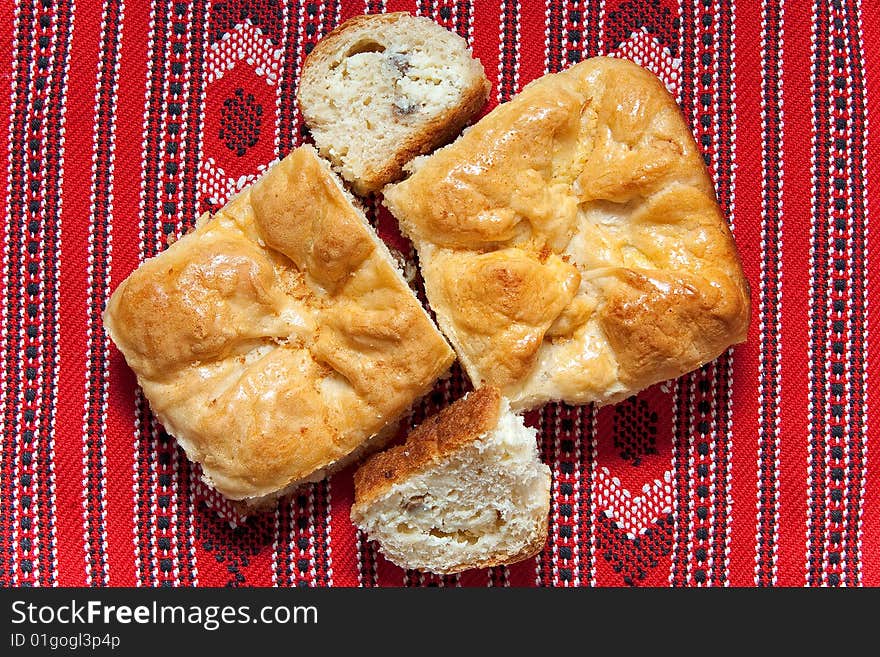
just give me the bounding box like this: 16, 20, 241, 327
298, 12, 490, 195
351, 387, 551, 574
103, 146, 454, 507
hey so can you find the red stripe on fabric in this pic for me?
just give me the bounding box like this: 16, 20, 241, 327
8, 0, 37, 586
54, 0, 105, 588
470, 0, 500, 112
543, 0, 564, 74
325, 0, 342, 35
806, 0, 866, 588
101, 0, 154, 587
505, 556, 536, 588
277, 0, 303, 156
771, 1, 812, 587
272, 500, 290, 586
518, 4, 546, 90
0, 0, 31, 588
457, 566, 487, 587
0, 0, 16, 588
84, 0, 125, 588
669, 377, 690, 585
382, 0, 416, 14
687, 0, 736, 587
30, 0, 77, 586
860, 0, 880, 588
339, 0, 364, 20
140, 0, 175, 586
376, 552, 406, 587
727, 0, 764, 586
0, 0, 12, 223
328, 469, 358, 587
316, 480, 333, 585
715, 0, 738, 587
834, 0, 867, 588
385, 0, 418, 14
0, 1, 13, 584
0, 0, 12, 340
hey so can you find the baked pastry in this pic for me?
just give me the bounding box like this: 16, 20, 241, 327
298, 12, 490, 195
351, 387, 551, 574
104, 146, 454, 506
383, 57, 751, 410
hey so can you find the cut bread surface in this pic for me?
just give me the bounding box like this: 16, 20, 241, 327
352, 387, 551, 574
298, 12, 490, 195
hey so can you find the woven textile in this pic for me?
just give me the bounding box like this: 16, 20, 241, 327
1, 0, 877, 587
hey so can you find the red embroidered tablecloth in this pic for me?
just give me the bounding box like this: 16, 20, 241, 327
2, 0, 877, 587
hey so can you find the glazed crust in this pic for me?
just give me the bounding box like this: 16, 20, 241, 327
298, 12, 491, 195
103, 146, 454, 503
384, 57, 751, 410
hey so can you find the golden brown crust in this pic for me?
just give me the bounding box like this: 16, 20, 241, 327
103, 146, 454, 502
353, 387, 502, 505
298, 12, 491, 195
249, 152, 375, 293
232, 418, 400, 514
429, 248, 581, 390
384, 57, 751, 409
305, 11, 406, 51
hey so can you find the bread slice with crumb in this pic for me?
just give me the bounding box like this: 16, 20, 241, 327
351, 387, 551, 574
298, 12, 490, 195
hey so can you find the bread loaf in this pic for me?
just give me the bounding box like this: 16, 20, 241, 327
103, 146, 454, 507
352, 387, 551, 574
384, 57, 751, 410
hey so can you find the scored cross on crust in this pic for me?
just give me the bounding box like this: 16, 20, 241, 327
384, 57, 750, 410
